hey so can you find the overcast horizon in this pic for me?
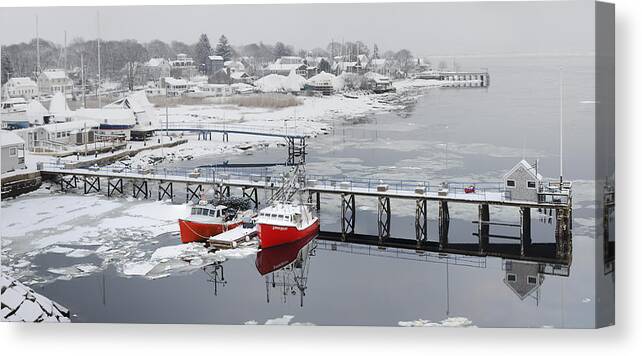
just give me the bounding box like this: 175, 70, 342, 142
0, 1, 594, 58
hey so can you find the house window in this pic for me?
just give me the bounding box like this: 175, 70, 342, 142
507, 273, 517, 282
506, 180, 516, 188
527, 276, 538, 285
9, 147, 17, 157
527, 181, 537, 189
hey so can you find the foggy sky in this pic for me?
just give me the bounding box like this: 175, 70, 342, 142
0, 1, 594, 57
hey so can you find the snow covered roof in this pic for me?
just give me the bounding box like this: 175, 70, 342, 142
364, 71, 391, 83
40, 70, 69, 80
163, 77, 189, 86
275, 56, 304, 65
267, 63, 306, 72
208, 55, 224, 61
146, 58, 168, 67
1, 130, 25, 147
503, 160, 544, 181
230, 71, 249, 80
224, 61, 245, 71
5, 77, 37, 87
49, 92, 72, 116
74, 108, 135, 124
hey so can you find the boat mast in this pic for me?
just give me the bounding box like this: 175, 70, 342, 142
559, 67, 563, 186
97, 11, 101, 108
36, 15, 40, 101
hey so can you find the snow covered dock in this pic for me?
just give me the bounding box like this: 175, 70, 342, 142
208, 226, 257, 249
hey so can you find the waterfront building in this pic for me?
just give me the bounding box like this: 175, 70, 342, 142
2, 77, 38, 99
0, 130, 26, 174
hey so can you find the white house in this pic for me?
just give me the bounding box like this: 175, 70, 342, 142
1, 130, 26, 174
37, 69, 73, 96
170, 54, 197, 79
265, 57, 309, 77
503, 160, 543, 202
161, 77, 189, 96
2, 77, 38, 99
143, 58, 171, 82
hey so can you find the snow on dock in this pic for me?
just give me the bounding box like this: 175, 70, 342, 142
208, 226, 258, 249
1, 274, 70, 322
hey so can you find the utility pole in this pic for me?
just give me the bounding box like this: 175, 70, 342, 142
81, 52, 86, 108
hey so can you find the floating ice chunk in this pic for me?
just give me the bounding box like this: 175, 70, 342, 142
215, 246, 257, 260
265, 315, 295, 325
582, 297, 592, 303
290, 322, 316, 326
150, 243, 208, 261
123, 261, 157, 276
47, 246, 75, 254
244, 320, 259, 325
66, 249, 94, 258
14, 260, 31, 268
75, 264, 99, 273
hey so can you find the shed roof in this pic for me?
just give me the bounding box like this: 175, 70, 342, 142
0, 130, 25, 147
503, 160, 543, 181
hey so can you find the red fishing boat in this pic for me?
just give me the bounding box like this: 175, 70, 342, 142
256, 202, 319, 249
179, 201, 249, 243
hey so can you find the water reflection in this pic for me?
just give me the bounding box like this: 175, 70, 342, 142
255, 234, 317, 307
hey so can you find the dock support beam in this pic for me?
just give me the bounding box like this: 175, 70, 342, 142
132, 180, 149, 199
186, 184, 202, 203
340, 193, 355, 240
107, 178, 123, 197
83, 176, 100, 194
222, 132, 229, 142
59, 175, 78, 191
478, 204, 490, 252
377, 196, 391, 244
216, 184, 230, 200
307, 191, 321, 213
158, 181, 173, 201
415, 199, 427, 245
438, 201, 450, 249
555, 208, 571, 259
243, 186, 259, 209
520, 207, 531, 256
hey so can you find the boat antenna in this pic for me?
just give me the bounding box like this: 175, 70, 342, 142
559, 67, 563, 187
36, 15, 40, 101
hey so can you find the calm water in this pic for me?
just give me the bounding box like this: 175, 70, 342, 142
31, 55, 614, 327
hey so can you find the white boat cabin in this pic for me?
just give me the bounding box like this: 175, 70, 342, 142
257, 203, 315, 228
189, 203, 230, 223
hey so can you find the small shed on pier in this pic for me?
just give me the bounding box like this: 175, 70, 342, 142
503, 160, 542, 202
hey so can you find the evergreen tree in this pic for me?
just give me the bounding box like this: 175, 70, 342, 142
215, 35, 233, 61
1, 49, 13, 85
373, 44, 379, 59
194, 34, 212, 74
273, 42, 292, 58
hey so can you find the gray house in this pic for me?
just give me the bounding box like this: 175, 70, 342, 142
1, 130, 26, 174
503, 160, 543, 202
503, 260, 544, 301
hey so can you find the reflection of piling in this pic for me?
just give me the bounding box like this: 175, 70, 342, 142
438, 201, 450, 249
478, 204, 490, 253
415, 199, 428, 246
520, 207, 531, 256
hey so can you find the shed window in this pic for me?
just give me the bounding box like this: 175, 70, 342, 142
506, 180, 516, 188
507, 273, 517, 282
527, 276, 538, 285
527, 181, 536, 189
9, 147, 17, 156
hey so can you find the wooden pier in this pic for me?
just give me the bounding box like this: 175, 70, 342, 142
38, 163, 572, 265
